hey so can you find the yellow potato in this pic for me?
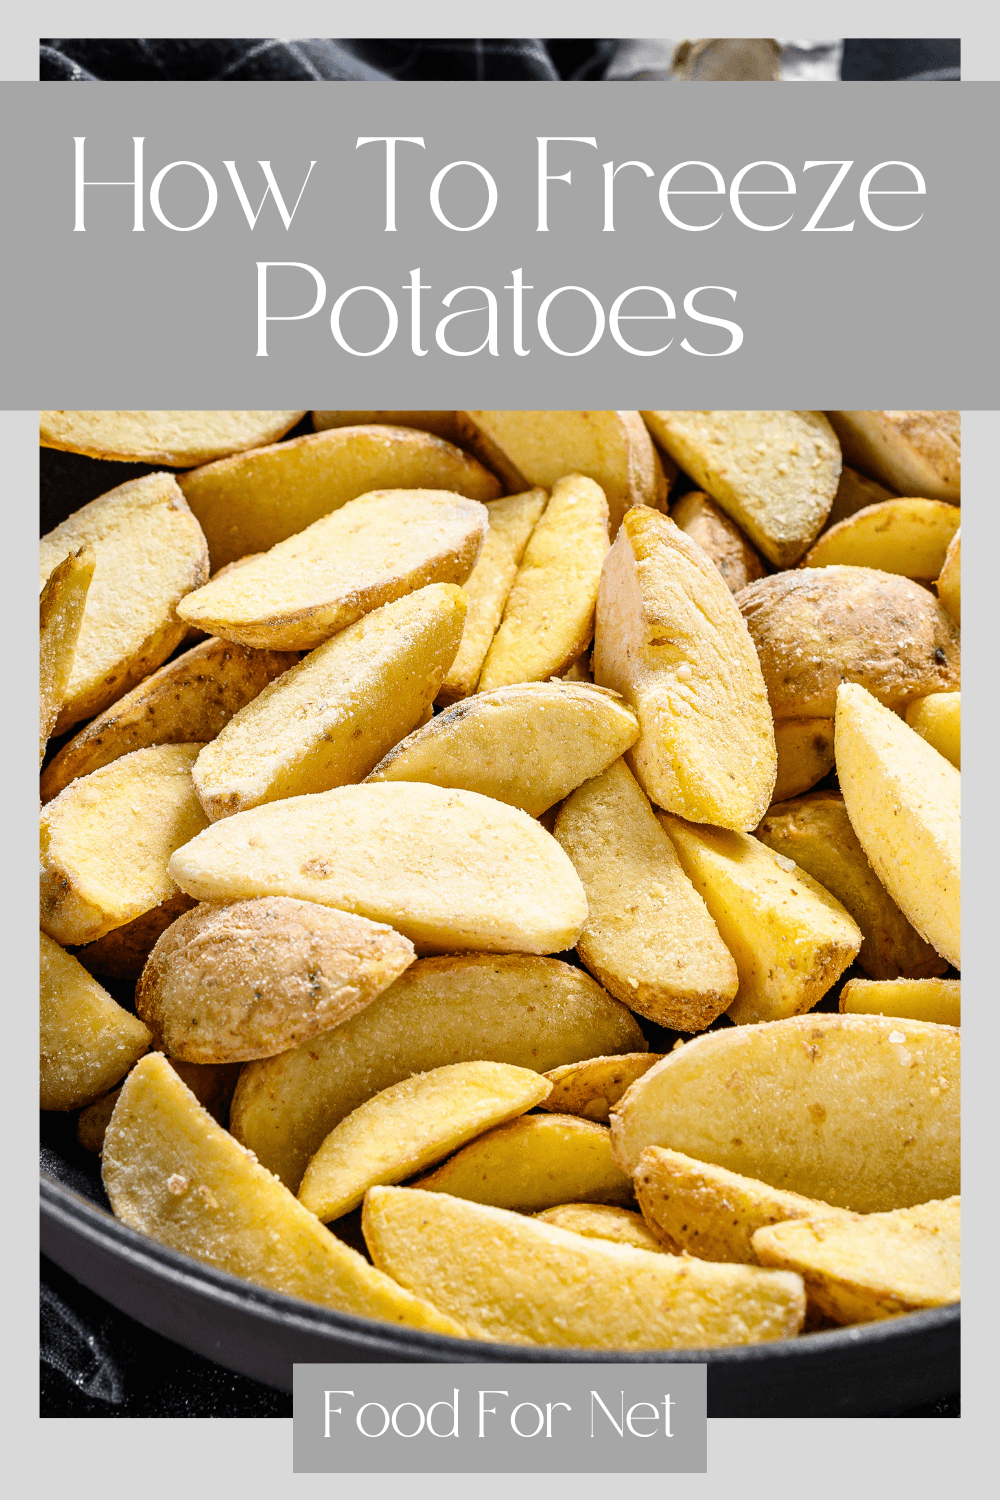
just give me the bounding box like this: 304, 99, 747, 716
825, 464, 896, 527
771, 719, 835, 803
541, 1053, 664, 1123
39, 411, 306, 466
74, 891, 197, 982
534, 1203, 667, 1253
77, 1059, 240, 1153
39, 545, 94, 765
835, 683, 960, 968
609, 1013, 960, 1212
313, 410, 460, 442
905, 692, 960, 770
936, 529, 960, 622
802, 498, 960, 579
668, 490, 765, 594
840, 977, 960, 1027
826, 412, 960, 503
40, 932, 152, 1110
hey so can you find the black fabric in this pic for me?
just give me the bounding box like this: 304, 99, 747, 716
841, 38, 960, 81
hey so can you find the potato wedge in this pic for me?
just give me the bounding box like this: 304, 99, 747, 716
771, 719, 835, 803
541, 1053, 664, 1123
752, 1197, 960, 1323
534, 1203, 667, 1253
802, 498, 961, 580
840, 977, 960, 1027
609, 1013, 960, 1212
555, 760, 738, 1029
641, 411, 841, 567
39, 411, 306, 466
77, 1059, 240, 1152
668, 490, 765, 594
40, 744, 209, 946
936, 529, 960, 622
39, 545, 95, 764
230, 953, 645, 1189
40, 474, 209, 732
313, 411, 460, 443
367, 681, 638, 817
825, 464, 896, 528
413, 1114, 633, 1210
40, 932, 152, 1110
477, 476, 609, 690
101, 1054, 465, 1335
41, 638, 297, 802
756, 792, 946, 981
193, 585, 466, 819
737, 567, 960, 719
826, 412, 960, 503
594, 507, 776, 830
73, 891, 197, 982
179, 425, 499, 568
363, 1186, 805, 1349
298, 1062, 551, 1221
835, 683, 960, 968
437, 490, 547, 702
176, 490, 486, 651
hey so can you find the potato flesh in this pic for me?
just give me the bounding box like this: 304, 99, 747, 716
230, 953, 645, 1190
840, 977, 960, 1028
771, 719, 835, 803
40, 932, 152, 1110
541, 1052, 664, 1123
535, 1203, 667, 1253
825, 464, 896, 528
905, 692, 960, 769
39, 546, 94, 764
298, 1062, 552, 1220
193, 585, 467, 819
826, 412, 960, 503
936, 529, 960, 622
802, 498, 960, 579
668, 490, 765, 594
609, 1013, 960, 1212
40, 410, 306, 466
312, 411, 460, 442
77, 1058, 240, 1153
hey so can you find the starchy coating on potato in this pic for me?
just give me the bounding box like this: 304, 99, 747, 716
555, 760, 738, 1029
771, 719, 835, 803
534, 1202, 667, 1252
642, 411, 841, 567
40, 744, 209, 947
230, 953, 645, 1189
136, 897, 415, 1064
77, 1058, 240, 1153
756, 792, 946, 981
368, 681, 638, 817
825, 464, 896, 528
363, 1186, 806, 1348
752, 1197, 960, 1324
298, 1062, 552, 1220
40, 474, 209, 733
477, 475, 610, 690
737, 567, 961, 719
840, 977, 960, 1027
594, 507, 776, 831
193, 585, 466, 819
41, 638, 297, 803
102, 1054, 466, 1335
39, 411, 306, 466
936, 529, 960, 623
826, 412, 960, 503
437, 490, 547, 702
668, 490, 766, 594
312, 410, 460, 442
74, 891, 198, 981
39, 545, 94, 764
802, 498, 961, 580
835, 683, 960, 968
40, 932, 151, 1110
177, 490, 486, 651
609, 1013, 960, 1212
541, 1053, 664, 1122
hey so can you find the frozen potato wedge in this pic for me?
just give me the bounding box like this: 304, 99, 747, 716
802, 498, 960, 579
936, 529, 960, 622
642, 411, 840, 567
367, 681, 638, 817
840, 977, 960, 1027
826, 412, 960, 503
905, 692, 960, 770
413, 1114, 633, 1210
193, 585, 467, 819
668, 490, 765, 594
752, 1197, 960, 1324
77, 1058, 240, 1153
555, 760, 738, 1029
40, 410, 306, 466
609, 1013, 960, 1212
176, 490, 486, 651
825, 464, 895, 528
179, 424, 499, 568
74, 891, 197, 982
101, 1054, 466, 1336
771, 719, 835, 803
313, 410, 460, 442
39, 545, 95, 765
363, 1186, 805, 1349
541, 1052, 664, 1123
40, 744, 209, 946
594, 507, 776, 830
534, 1203, 667, 1253
40, 932, 151, 1110
136, 897, 415, 1064
298, 1062, 551, 1221
39, 474, 209, 732
231, 954, 645, 1190
477, 475, 609, 690
835, 683, 960, 967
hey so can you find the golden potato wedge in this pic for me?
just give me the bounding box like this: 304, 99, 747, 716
363, 1186, 805, 1349
313, 410, 460, 442
555, 760, 738, 1029
825, 464, 896, 528
840, 977, 960, 1027
668, 490, 765, 594
641, 411, 841, 567
594, 507, 776, 830
193, 585, 466, 819
39, 545, 95, 765
802, 498, 961, 580
39, 411, 306, 466
756, 792, 947, 981
298, 1062, 551, 1221
477, 475, 609, 690
367, 681, 638, 817
936, 529, 960, 622
737, 567, 960, 719
39, 474, 209, 732
771, 719, 835, 803
660, 815, 861, 1024
437, 490, 547, 702
40, 932, 152, 1110
77, 1059, 240, 1153
609, 1013, 960, 1212
752, 1197, 960, 1324
73, 891, 198, 982
826, 412, 960, 503
541, 1053, 665, 1123
413, 1114, 633, 1210
40, 744, 209, 947
835, 683, 960, 968
101, 1054, 466, 1335
535, 1203, 667, 1253
230, 953, 645, 1189
179, 425, 499, 568
41, 638, 297, 803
